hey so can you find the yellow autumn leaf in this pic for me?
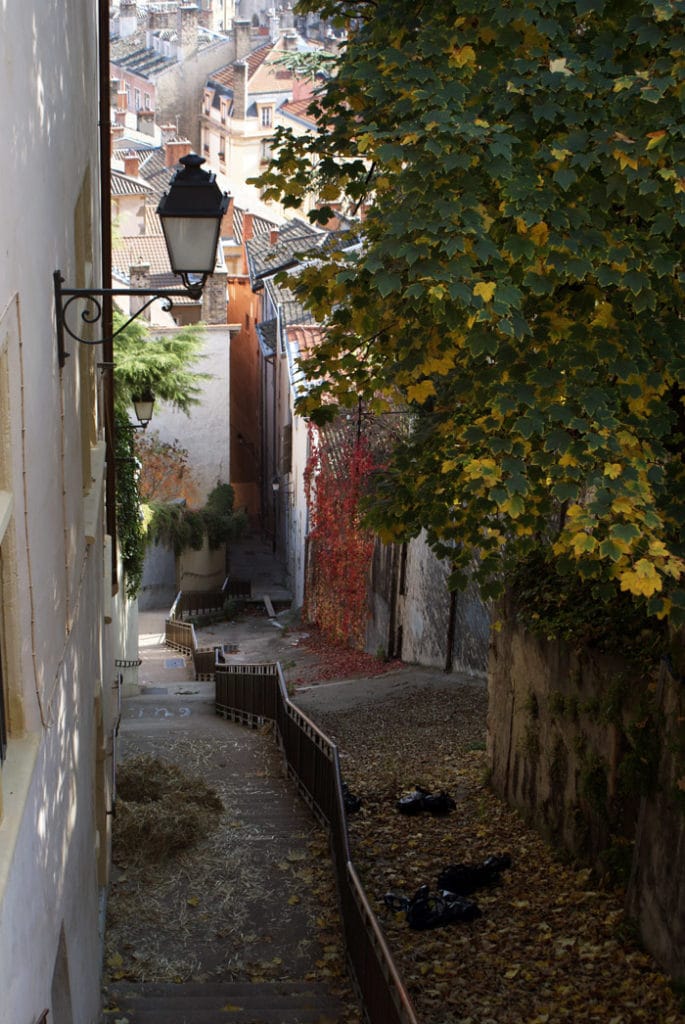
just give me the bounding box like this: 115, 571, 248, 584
559, 452, 578, 468
612, 149, 639, 171
406, 380, 436, 404
646, 129, 667, 150
618, 558, 662, 597
571, 532, 598, 555
611, 497, 634, 515
529, 221, 549, 246
603, 463, 623, 479
473, 281, 496, 303
592, 301, 616, 328
450, 44, 476, 68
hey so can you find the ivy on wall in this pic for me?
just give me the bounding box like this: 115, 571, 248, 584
114, 408, 147, 599
304, 425, 377, 648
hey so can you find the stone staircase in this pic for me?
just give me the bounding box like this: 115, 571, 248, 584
104, 979, 344, 1022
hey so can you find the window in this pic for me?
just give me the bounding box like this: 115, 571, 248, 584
144, 93, 151, 110
260, 139, 271, 164
134, 88, 141, 110
261, 105, 273, 128
220, 100, 227, 125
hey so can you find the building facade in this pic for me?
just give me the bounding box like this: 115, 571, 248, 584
0, 4, 128, 1021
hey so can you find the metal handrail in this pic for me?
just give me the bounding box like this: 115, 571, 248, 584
214, 659, 419, 1024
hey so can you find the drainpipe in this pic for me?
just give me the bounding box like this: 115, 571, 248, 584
99, 0, 117, 588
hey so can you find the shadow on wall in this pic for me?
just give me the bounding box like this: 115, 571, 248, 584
138, 540, 177, 611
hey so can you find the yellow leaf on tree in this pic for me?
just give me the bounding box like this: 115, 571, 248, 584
406, 380, 436, 404
603, 463, 623, 479
611, 497, 634, 515
619, 559, 662, 598
473, 281, 496, 303
450, 44, 477, 68
529, 221, 549, 247
572, 532, 597, 555
612, 149, 638, 171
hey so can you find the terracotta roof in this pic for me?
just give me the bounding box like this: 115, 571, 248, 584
210, 43, 273, 91
231, 205, 278, 245
278, 96, 318, 129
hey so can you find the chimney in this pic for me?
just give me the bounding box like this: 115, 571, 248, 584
269, 229, 279, 246
129, 264, 151, 318
117, 87, 128, 111
269, 10, 281, 43
177, 3, 199, 61
282, 2, 295, 30
119, 0, 138, 38
110, 124, 125, 156
243, 212, 254, 242
137, 109, 155, 136
232, 61, 248, 120
124, 151, 140, 178
164, 138, 193, 167
234, 19, 252, 61
201, 268, 228, 325
282, 29, 297, 52
160, 123, 178, 144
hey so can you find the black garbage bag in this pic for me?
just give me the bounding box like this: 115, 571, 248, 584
384, 885, 481, 929
396, 787, 456, 816
437, 853, 512, 895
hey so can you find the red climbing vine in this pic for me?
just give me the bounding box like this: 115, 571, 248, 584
304, 423, 377, 649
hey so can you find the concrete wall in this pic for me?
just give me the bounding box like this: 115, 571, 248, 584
0, 3, 116, 1020
156, 37, 236, 151
139, 540, 177, 612
488, 607, 685, 981
366, 532, 490, 674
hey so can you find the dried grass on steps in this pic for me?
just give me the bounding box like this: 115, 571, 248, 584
113, 754, 224, 863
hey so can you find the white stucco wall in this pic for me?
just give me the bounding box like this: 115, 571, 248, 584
0, 4, 118, 1022
142, 324, 232, 502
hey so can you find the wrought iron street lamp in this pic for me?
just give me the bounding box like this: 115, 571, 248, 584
54, 153, 228, 368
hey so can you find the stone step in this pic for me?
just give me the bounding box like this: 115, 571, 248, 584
103, 979, 345, 1023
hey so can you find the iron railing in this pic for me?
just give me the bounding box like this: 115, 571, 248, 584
169, 579, 252, 622
214, 660, 419, 1024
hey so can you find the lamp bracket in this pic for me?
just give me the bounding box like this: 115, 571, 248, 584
54, 270, 204, 368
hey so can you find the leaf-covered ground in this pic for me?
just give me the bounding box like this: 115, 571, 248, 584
306, 684, 685, 1024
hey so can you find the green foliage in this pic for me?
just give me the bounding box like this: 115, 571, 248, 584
146, 483, 247, 556
258, 0, 685, 623
112, 311, 210, 418
114, 408, 146, 598
511, 551, 667, 664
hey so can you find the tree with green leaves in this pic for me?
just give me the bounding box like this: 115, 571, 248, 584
113, 313, 210, 597
113, 312, 209, 417
258, 0, 685, 623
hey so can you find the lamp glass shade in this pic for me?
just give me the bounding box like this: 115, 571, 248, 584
159, 215, 222, 276
132, 395, 155, 427
157, 153, 229, 277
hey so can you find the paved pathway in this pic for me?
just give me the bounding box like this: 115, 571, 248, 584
102, 536, 359, 1023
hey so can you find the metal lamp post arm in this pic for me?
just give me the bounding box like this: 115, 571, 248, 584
54, 270, 205, 368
